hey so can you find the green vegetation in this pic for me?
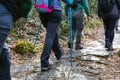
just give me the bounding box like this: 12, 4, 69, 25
10, 1, 101, 55
14, 40, 38, 55
117, 50, 120, 57
59, 0, 101, 38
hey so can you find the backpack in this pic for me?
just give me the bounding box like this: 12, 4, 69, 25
35, 0, 58, 13
117, 0, 120, 9
99, 0, 116, 13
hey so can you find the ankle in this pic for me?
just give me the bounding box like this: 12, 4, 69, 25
75, 45, 83, 50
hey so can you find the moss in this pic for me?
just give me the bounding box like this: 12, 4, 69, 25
14, 40, 38, 55
117, 50, 120, 57
39, 45, 44, 50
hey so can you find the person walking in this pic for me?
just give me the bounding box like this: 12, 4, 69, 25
67, 0, 90, 50
38, 0, 72, 71
0, 0, 32, 80
98, 0, 119, 51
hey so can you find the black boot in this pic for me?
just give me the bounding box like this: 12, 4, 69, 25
75, 45, 83, 50
75, 41, 83, 50
105, 44, 108, 48
105, 39, 109, 48
107, 44, 114, 51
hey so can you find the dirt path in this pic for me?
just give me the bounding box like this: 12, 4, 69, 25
11, 25, 120, 80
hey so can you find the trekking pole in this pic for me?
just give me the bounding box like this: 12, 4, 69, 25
65, 6, 74, 23
69, 7, 73, 66
30, 21, 42, 59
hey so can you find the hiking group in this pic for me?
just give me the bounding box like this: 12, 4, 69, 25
0, 0, 120, 80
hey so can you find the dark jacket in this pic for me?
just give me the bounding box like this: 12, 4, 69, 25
0, 0, 33, 22
98, 0, 119, 17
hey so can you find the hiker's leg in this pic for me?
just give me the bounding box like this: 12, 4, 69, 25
73, 11, 84, 50
40, 10, 62, 68
107, 16, 118, 45
0, 3, 13, 80
102, 16, 109, 46
39, 13, 49, 28
52, 34, 64, 60
102, 15, 118, 50
0, 44, 11, 80
39, 13, 50, 68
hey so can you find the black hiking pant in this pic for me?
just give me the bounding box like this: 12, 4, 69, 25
39, 10, 63, 68
102, 15, 118, 46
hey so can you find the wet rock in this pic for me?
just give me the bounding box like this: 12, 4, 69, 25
81, 56, 100, 62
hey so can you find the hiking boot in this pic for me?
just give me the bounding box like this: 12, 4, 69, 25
105, 45, 108, 48
75, 46, 83, 50
105, 39, 109, 48
105, 44, 108, 48
107, 45, 114, 51
57, 48, 64, 60
41, 64, 53, 71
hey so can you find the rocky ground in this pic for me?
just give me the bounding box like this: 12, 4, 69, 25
9, 24, 120, 80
